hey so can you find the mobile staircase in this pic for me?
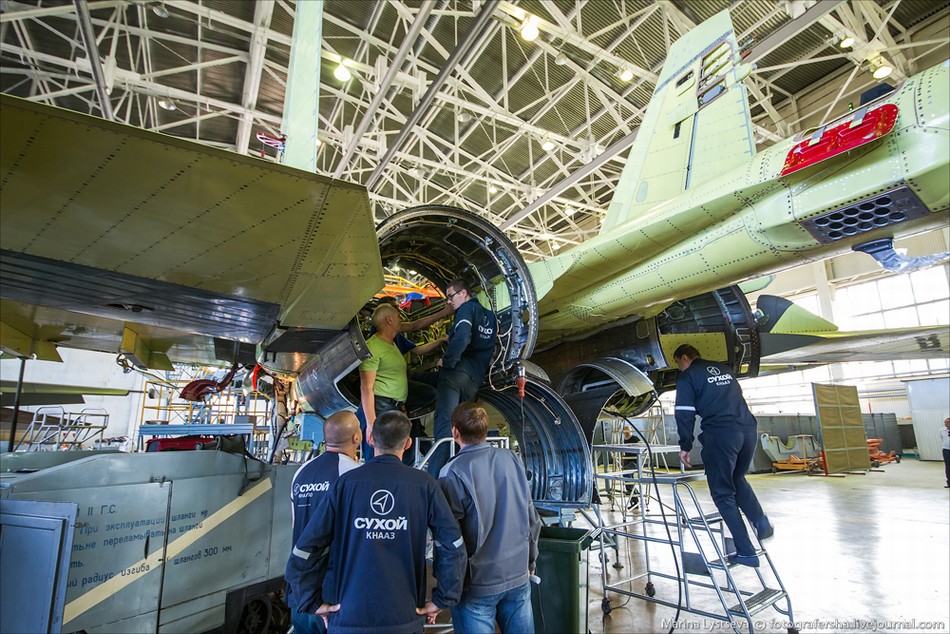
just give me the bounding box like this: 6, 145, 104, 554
595, 462, 798, 634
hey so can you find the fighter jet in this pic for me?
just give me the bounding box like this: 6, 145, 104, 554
1, 11, 947, 509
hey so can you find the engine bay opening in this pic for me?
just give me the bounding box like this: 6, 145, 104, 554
477, 373, 593, 508
376, 205, 538, 371
296, 206, 593, 508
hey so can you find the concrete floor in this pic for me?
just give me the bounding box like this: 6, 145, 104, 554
583, 459, 950, 634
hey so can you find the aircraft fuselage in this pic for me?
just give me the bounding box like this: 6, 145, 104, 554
532, 61, 950, 345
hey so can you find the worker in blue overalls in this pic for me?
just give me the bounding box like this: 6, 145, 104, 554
286, 410, 465, 633
673, 344, 774, 567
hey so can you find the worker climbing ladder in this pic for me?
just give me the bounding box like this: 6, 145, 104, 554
594, 461, 798, 634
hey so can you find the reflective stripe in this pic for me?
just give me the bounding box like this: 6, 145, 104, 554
63, 478, 272, 625
675, 405, 696, 411
455, 319, 472, 327
433, 540, 442, 548
452, 537, 464, 549
293, 546, 311, 560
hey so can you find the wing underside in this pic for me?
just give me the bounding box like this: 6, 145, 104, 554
0, 96, 383, 368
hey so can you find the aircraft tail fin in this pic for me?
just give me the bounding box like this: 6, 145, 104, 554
600, 10, 755, 235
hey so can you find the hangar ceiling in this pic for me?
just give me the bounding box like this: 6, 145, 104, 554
1, 0, 948, 261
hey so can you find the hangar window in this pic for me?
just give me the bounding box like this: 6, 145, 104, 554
834, 265, 950, 330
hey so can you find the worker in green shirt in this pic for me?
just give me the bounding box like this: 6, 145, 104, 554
358, 303, 445, 462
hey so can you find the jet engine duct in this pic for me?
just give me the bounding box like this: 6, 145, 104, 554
478, 371, 593, 509
294, 320, 371, 415
541, 286, 761, 442
372, 206, 592, 507
376, 205, 538, 370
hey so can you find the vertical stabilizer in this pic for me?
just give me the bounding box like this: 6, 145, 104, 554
600, 10, 755, 235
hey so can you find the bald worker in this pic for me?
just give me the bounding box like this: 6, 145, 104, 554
358, 303, 445, 463
287, 410, 465, 633
287, 411, 362, 634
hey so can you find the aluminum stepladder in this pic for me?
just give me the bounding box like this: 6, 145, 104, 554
13, 406, 109, 451
597, 470, 798, 634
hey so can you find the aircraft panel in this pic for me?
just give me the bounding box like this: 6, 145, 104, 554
599, 10, 750, 234
0, 299, 222, 367
0, 95, 383, 335
760, 325, 949, 365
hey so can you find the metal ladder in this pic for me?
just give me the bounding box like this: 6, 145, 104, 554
674, 479, 796, 633
597, 472, 797, 634
13, 406, 109, 452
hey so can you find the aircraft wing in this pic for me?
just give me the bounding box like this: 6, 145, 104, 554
756, 293, 948, 368
760, 325, 949, 367
0, 380, 130, 407
0, 95, 383, 370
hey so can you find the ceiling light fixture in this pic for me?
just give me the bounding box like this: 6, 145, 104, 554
457, 111, 472, 123
488, 185, 498, 194
554, 52, 568, 66
541, 139, 556, 151
409, 167, 424, 177
619, 68, 634, 82
564, 207, 576, 216
870, 58, 893, 80
157, 97, 176, 111
315, 138, 322, 147
152, 2, 168, 18
333, 61, 352, 82
839, 35, 855, 49
520, 16, 540, 42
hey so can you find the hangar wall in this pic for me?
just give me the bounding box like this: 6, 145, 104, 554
0, 349, 145, 441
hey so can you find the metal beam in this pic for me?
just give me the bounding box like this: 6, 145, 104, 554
72, 0, 114, 120
746, 0, 846, 63
499, 127, 638, 230
235, 0, 275, 155
331, 1, 435, 179
365, 0, 498, 192
0, 0, 125, 23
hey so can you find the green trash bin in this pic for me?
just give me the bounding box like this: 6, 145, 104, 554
531, 526, 593, 634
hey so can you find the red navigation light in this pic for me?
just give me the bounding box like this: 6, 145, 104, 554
780, 103, 898, 177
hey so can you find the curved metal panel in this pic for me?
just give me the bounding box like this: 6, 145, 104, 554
561, 357, 654, 398
377, 205, 538, 372
294, 320, 370, 417
478, 373, 592, 509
